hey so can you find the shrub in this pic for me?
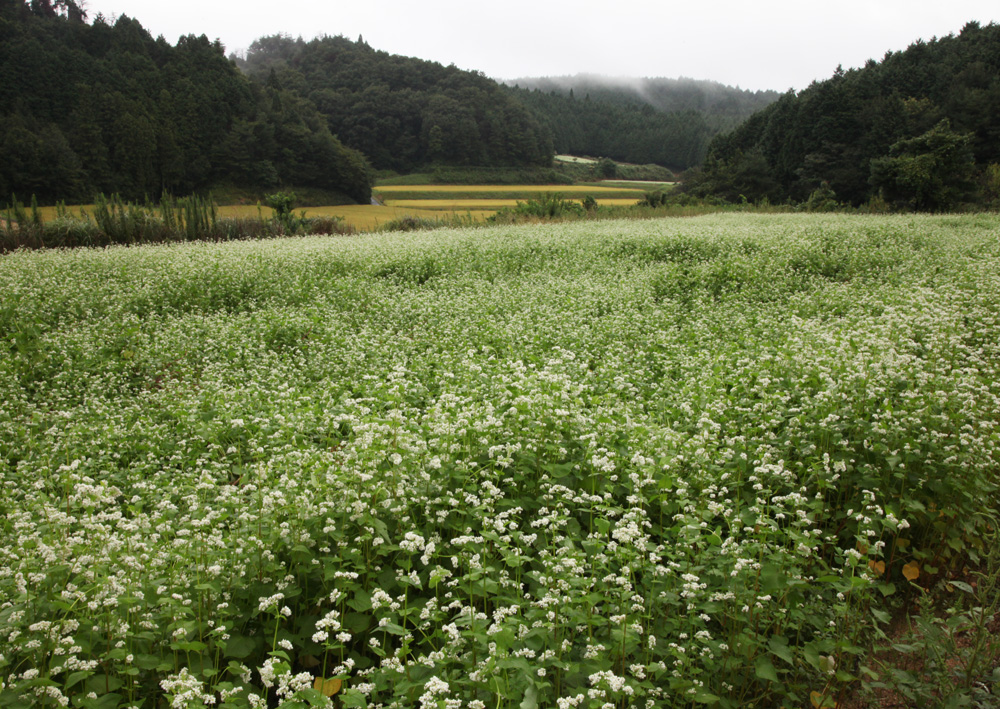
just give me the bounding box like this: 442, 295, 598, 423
488, 193, 585, 223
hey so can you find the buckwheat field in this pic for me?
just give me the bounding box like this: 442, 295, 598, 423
1, 214, 998, 708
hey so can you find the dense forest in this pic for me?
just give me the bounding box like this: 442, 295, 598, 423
0, 0, 372, 204
9, 1, 996, 212
503, 77, 778, 171
510, 75, 779, 130
687, 21, 1000, 209
233, 34, 772, 174
510, 90, 710, 171
233, 35, 554, 174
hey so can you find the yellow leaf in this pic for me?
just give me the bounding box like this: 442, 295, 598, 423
810, 690, 832, 708
902, 561, 920, 581
868, 560, 886, 576
856, 541, 869, 555
314, 677, 342, 697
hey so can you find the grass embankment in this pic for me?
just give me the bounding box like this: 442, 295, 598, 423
1, 214, 998, 708
374, 166, 578, 186
374, 158, 675, 186
5, 184, 658, 247
27, 203, 466, 234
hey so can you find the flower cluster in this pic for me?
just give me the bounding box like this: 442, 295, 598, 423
1, 213, 997, 707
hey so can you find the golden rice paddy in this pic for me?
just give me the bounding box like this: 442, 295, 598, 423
24, 183, 651, 232
382, 198, 641, 210
375, 184, 644, 194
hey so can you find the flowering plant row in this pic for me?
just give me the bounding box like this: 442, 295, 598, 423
1, 214, 997, 708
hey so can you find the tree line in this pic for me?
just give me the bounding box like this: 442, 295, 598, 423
0, 1, 372, 204
232, 34, 555, 174
685, 21, 1000, 210
509, 88, 712, 171
503, 76, 779, 172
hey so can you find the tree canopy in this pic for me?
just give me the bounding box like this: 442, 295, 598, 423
234, 35, 554, 173
504, 76, 779, 172
687, 21, 1000, 209
0, 2, 372, 203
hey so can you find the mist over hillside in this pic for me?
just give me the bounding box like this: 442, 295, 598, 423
506, 74, 780, 130
502, 74, 780, 171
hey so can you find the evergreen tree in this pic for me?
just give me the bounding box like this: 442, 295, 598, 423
0, 3, 373, 204
235, 34, 553, 172
695, 21, 1000, 207
869, 119, 976, 210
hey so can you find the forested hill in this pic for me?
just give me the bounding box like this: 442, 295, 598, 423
0, 2, 372, 204
233, 35, 553, 173
507, 90, 706, 172
509, 75, 780, 131
503, 77, 779, 172
689, 21, 1000, 209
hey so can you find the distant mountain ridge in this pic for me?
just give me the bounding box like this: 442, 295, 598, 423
507, 74, 780, 129
232, 37, 779, 175
502, 75, 779, 171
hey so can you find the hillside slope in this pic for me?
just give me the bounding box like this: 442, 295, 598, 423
505, 75, 779, 172
688, 21, 1000, 208
234, 35, 553, 173
0, 2, 372, 204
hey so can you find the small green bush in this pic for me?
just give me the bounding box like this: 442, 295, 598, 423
488, 193, 585, 223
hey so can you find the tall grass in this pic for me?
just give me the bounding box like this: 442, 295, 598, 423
1, 193, 355, 252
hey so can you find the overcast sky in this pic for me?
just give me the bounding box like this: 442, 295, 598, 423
82, 1, 999, 92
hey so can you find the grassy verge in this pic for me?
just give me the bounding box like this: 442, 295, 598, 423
376, 166, 577, 186
1, 194, 355, 252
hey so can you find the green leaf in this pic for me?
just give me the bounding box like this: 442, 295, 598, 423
859, 665, 880, 680
378, 622, 406, 636
344, 612, 371, 633
370, 518, 390, 542
340, 688, 368, 708
84, 675, 123, 694
347, 589, 372, 612
693, 692, 721, 704
951, 580, 974, 594
224, 635, 257, 659
520, 683, 539, 709
64, 671, 93, 690
298, 688, 332, 707
759, 564, 784, 593
754, 656, 779, 683
803, 643, 821, 671
871, 608, 892, 625
768, 635, 795, 666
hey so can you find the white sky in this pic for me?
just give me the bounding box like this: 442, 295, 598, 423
82, 1, 999, 92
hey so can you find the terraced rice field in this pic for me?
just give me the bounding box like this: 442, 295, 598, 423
375, 184, 647, 217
